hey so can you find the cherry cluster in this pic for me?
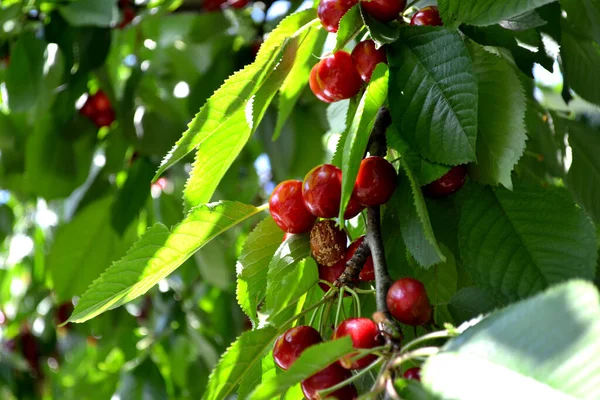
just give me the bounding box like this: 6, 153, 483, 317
79, 90, 116, 128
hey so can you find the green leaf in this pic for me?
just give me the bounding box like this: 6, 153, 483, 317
565, 120, 600, 225
5, 33, 45, 112
437, 0, 557, 28
59, 0, 117, 27
423, 281, 600, 400
413, 244, 457, 307
360, 6, 400, 46
203, 327, 278, 400
388, 27, 478, 165
559, 0, 600, 44
499, 10, 547, 31
67, 201, 265, 324
274, 27, 327, 140
447, 286, 500, 324
467, 44, 527, 189
238, 352, 277, 400
561, 27, 600, 106
338, 64, 389, 220
330, 98, 358, 168
48, 198, 138, 302
249, 337, 354, 400
236, 217, 284, 324
154, 10, 317, 179
458, 183, 597, 304
334, 5, 363, 52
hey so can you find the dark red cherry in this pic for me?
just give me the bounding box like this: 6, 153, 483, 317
360, 0, 405, 22
319, 258, 347, 293
346, 236, 374, 282
410, 6, 443, 26
344, 195, 365, 219
301, 363, 358, 400
422, 165, 467, 198
90, 90, 112, 112
119, 6, 135, 29
56, 302, 74, 326
310, 220, 348, 267
318, 0, 358, 33
93, 109, 116, 128
354, 156, 397, 206
333, 318, 381, 369
203, 0, 227, 11
404, 367, 421, 381
351, 40, 387, 83
311, 52, 362, 102
79, 98, 96, 119
273, 326, 323, 370
228, 0, 249, 8
270, 180, 317, 233
386, 278, 432, 326
303, 164, 342, 218
309, 62, 337, 103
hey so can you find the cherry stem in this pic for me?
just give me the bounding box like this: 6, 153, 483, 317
344, 286, 362, 318
317, 357, 384, 398
400, 329, 457, 354
389, 346, 440, 368
334, 287, 345, 327
281, 290, 335, 331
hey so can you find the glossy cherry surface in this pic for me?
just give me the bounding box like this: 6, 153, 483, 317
354, 156, 397, 206
310, 220, 348, 267
310, 52, 362, 102
346, 236, 374, 281
333, 318, 381, 369
422, 165, 467, 198
410, 6, 443, 26
386, 278, 432, 326
351, 40, 387, 83
309, 62, 336, 103
404, 367, 421, 381
301, 363, 358, 400
270, 180, 317, 233
90, 90, 112, 112
273, 326, 322, 370
360, 0, 405, 22
303, 164, 343, 218
318, 0, 358, 33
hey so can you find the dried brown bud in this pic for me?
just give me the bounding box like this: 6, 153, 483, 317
309, 220, 347, 267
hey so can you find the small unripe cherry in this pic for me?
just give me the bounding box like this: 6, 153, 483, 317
303, 164, 343, 218
270, 180, 317, 233
310, 220, 348, 267
310, 52, 362, 102
273, 326, 322, 370
301, 363, 358, 400
318, 0, 358, 33
404, 367, 421, 381
360, 0, 405, 22
346, 236, 374, 281
422, 165, 467, 198
351, 40, 387, 83
386, 278, 432, 326
333, 318, 381, 369
410, 6, 443, 26
354, 156, 397, 206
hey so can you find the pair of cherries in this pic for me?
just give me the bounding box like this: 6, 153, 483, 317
79, 90, 116, 128
269, 157, 397, 234
318, 0, 405, 33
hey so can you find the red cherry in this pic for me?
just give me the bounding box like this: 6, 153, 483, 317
270, 180, 317, 233
360, 0, 405, 22
79, 98, 96, 119
351, 40, 387, 83
354, 156, 397, 206
410, 6, 443, 26
56, 302, 74, 326
119, 6, 136, 29
93, 109, 116, 128
301, 363, 358, 400
404, 367, 421, 381
228, 0, 249, 8
309, 62, 336, 103
344, 194, 365, 219
386, 278, 432, 326
273, 326, 322, 370
311, 52, 362, 102
319, 257, 347, 293
89, 90, 112, 113
333, 318, 381, 369
303, 164, 343, 218
203, 0, 226, 11
422, 165, 467, 198
346, 236, 374, 282
317, 0, 358, 33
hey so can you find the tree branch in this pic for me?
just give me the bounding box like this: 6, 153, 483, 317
335, 240, 371, 286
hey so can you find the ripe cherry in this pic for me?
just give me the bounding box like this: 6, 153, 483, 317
270, 180, 317, 233
273, 326, 322, 370
318, 0, 358, 33
404, 367, 421, 381
119, 6, 136, 29
93, 109, 116, 128
354, 156, 397, 206
79, 98, 96, 119
301, 363, 358, 400
333, 318, 381, 369
309, 52, 362, 103
360, 0, 405, 22
203, 0, 226, 11
309, 63, 336, 103
319, 257, 348, 292
386, 278, 432, 326
346, 236, 374, 281
303, 164, 342, 218
351, 40, 387, 83
56, 302, 74, 326
228, 0, 249, 8
422, 165, 467, 198
410, 6, 443, 26
310, 220, 347, 267
90, 90, 112, 112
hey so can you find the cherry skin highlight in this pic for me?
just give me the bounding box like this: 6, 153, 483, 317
360, 0, 405, 22
270, 180, 317, 233
309, 62, 336, 103
386, 278, 432, 326
404, 367, 421, 381
301, 363, 358, 400
346, 236, 374, 281
303, 164, 343, 218
351, 40, 387, 83
273, 326, 322, 370
333, 318, 381, 369
422, 165, 467, 198
318, 0, 358, 33
90, 90, 112, 113
354, 156, 397, 206
410, 6, 443, 26
311, 52, 362, 102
